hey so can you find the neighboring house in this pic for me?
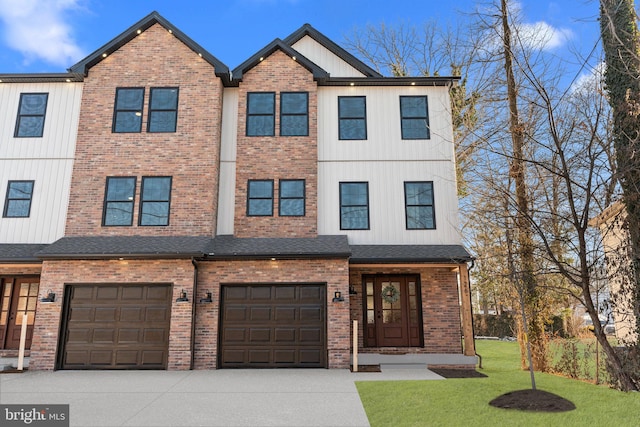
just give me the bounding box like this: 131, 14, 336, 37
590, 201, 638, 344
0, 11, 476, 370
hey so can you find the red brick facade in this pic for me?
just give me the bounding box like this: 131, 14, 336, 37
29, 259, 196, 370
65, 23, 223, 237
349, 266, 463, 355
234, 50, 318, 238
194, 258, 350, 369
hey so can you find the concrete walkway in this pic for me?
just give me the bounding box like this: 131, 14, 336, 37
0, 368, 444, 427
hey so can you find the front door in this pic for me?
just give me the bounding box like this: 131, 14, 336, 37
364, 275, 422, 347
0, 277, 39, 349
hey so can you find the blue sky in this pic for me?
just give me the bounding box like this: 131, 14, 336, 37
0, 0, 601, 76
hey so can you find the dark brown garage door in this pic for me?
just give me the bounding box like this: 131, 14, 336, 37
59, 284, 171, 369
219, 284, 326, 368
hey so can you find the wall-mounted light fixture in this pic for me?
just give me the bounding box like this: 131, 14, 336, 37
40, 290, 56, 303
176, 289, 189, 303
199, 291, 213, 303
349, 285, 358, 295
332, 291, 344, 302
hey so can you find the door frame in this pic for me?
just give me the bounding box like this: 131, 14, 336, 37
363, 274, 423, 348
0, 276, 40, 350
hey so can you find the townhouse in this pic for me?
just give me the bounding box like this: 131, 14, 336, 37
0, 12, 476, 370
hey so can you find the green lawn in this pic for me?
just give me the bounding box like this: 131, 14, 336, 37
356, 340, 640, 426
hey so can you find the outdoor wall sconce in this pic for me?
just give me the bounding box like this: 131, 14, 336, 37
349, 284, 358, 295
40, 290, 56, 303
199, 291, 213, 303
332, 291, 344, 302
176, 289, 189, 303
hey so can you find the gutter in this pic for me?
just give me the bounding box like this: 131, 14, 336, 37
190, 257, 199, 370
467, 259, 482, 369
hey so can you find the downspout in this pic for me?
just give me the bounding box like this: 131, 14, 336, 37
467, 259, 482, 369
190, 257, 199, 370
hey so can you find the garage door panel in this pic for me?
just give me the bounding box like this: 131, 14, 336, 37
93, 329, 116, 343
220, 284, 326, 368
225, 306, 247, 321
275, 307, 296, 321
275, 286, 295, 299
122, 286, 143, 300
145, 307, 169, 322
274, 328, 295, 342
300, 307, 322, 322
249, 307, 271, 321
95, 307, 117, 322
249, 328, 271, 342
61, 284, 171, 370
120, 307, 142, 321
96, 287, 118, 300
69, 307, 93, 322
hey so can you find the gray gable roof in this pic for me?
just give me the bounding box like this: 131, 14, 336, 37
69, 11, 230, 84
36, 236, 211, 260
283, 23, 382, 78
231, 38, 329, 82
0, 244, 49, 263
204, 235, 350, 259
350, 245, 473, 263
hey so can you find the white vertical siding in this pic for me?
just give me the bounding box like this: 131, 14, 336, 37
318, 85, 455, 162
217, 88, 238, 235
0, 82, 82, 243
292, 36, 367, 78
317, 84, 462, 245
318, 161, 462, 245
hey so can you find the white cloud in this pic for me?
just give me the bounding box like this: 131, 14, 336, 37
0, 0, 85, 68
571, 61, 606, 94
517, 21, 573, 51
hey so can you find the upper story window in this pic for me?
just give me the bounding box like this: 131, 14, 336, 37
113, 88, 144, 133
338, 96, 367, 140
400, 96, 430, 139
280, 92, 309, 136
103, 177, 136, 226
404, 181, 435, 229
148, 88, 179, 133
247, 93, 275, 136
139, 176, 172, 226
340, 182, 369, 230
3, 181, 34, 218
247, 180, 274, 216
279, 179, 305, 216
14, 93, 48, 137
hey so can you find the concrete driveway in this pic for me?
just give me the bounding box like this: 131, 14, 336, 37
0, 367, 444, 426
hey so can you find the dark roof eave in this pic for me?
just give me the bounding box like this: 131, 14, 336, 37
349, 257, 472, 264
205, 252, 352, 260
231, 38, 329, 82
321, 76, 460, 87
0, 258, 43, 264
68, 11, 230, 84
283, 23, 382, 78
0, 73, 84, 83
38, 252, 202, 261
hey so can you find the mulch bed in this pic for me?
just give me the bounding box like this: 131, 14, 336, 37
429, 368, 487, 378
351, 365, 382, 372
489, 389, 576, 412
0, 368, 27, 374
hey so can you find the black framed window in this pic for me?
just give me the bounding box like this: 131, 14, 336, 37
148, 88, 179, 132
405, 181, 435, 229
3, 181, 34, 218
279, 179, 305, 216
15, 93, 48, 137
139, 177, 172, 226
338, 96, 366, 140
247, 180, 274, 216
247, 92, 275, 136
400, 96, 430, 139
113, 88, 144, 133
103, 177, 136, 226
340, 182, 369, 230
280, 92, 308, 136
